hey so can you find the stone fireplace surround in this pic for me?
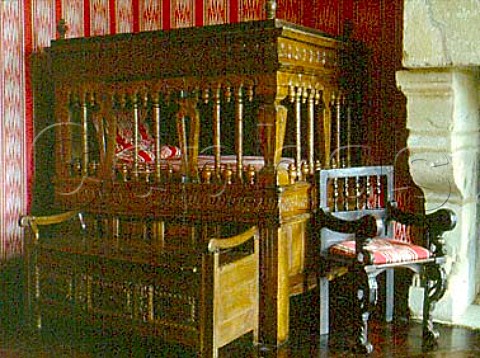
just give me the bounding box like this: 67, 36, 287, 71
396, 0, 480, 327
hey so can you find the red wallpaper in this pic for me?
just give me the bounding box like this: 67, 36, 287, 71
29, 0, 347, 42
0, 0, 411, 257
0, 2, 30, 258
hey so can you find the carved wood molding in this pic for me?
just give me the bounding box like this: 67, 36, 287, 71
55, 179, 311, 223
48, 20, 340, 84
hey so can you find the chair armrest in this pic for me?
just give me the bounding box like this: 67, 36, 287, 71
19, 210, 84, 242
208, 226, 259, 253
387, 202, 457, 256
387, 201, 456, 230
316, 210, 381, 263
316, 210, 380, 238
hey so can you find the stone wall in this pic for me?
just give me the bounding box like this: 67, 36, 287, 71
397, 0, 480, 322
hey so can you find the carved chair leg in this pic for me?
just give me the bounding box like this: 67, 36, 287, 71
421, 263, 447, 350
353, 271, 377, 354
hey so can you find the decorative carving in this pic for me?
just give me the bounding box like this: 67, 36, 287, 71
353, 271, 375, 354
279, 193, 310, 215
421, 264, 447, 349
278, 42, 338, 71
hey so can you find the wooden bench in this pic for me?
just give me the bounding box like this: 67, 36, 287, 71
20, 211, 259, 357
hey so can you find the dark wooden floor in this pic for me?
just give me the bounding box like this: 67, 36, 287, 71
2, 259, 480, 357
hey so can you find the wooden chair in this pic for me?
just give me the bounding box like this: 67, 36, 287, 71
313, 165, 456, 353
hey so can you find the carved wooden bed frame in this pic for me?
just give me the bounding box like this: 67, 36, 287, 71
24, 8, 352, 354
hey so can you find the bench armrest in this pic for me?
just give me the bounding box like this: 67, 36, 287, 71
208, 226, 259, 253
19, 211, 84, 241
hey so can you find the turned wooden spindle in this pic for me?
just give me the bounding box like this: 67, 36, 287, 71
333, 176, 339, 212
72, 159, 82, 177
202, 88, 210, 104
307, 89, 315, 174
235, 85, 244, 182
144, 164, 152, 183
167, 164, 174, 181
376, 174, 382, 208
140, 90, 149, 108
155, 163, 162, 183
288, 163, 297, 185
301, 161, 310, 181
131, 92, 140, 181
366, 175, 372, 209
151, 92, 162, 183
201, 166, 213, 184
88, 160, 98, 176
224, 86, 232, 103
222, 164, 233, 185
288, 85, 296, 101
294, 87, 303, 179
245, 84, 254, 102
343, 175, 350, 211
121, 163, 129, 182
331, 158, 337, 169
355, 176, 361, 210
345, 97, 352, 166
334, 93, 342, 165
80, 91, 90, 176
246, 164, 256, 185
212, 84, 222, 177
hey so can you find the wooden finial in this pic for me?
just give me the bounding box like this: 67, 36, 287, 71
266, 0, 277, 20
56, 19, 68, 39
301, 161, 310, 179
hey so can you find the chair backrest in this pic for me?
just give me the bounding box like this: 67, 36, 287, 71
317, 165, 394, 253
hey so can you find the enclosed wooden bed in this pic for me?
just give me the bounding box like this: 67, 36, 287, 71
23, 8, 351, 354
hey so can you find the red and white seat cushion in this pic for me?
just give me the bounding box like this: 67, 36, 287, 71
329, 238, 431, 265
